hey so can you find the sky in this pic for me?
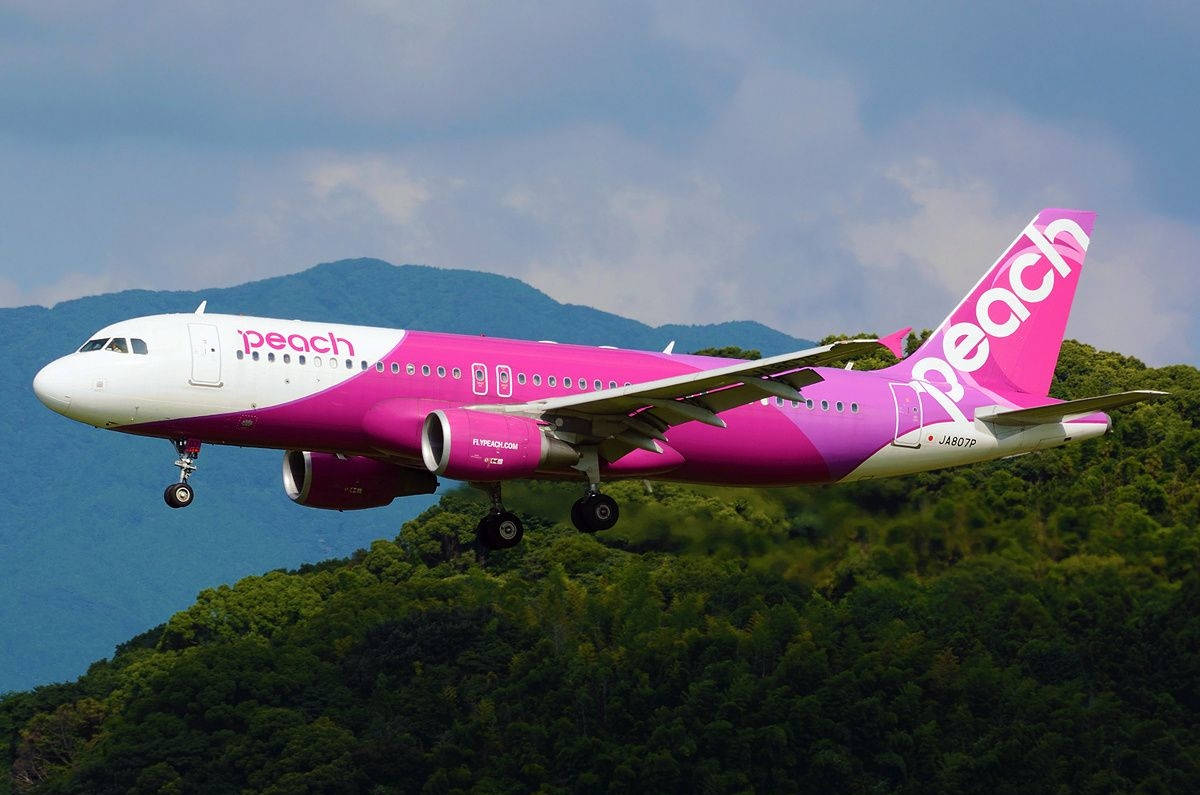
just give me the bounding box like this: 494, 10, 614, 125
0, 1, 1196, 364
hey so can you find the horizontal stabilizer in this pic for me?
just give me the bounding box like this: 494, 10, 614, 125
975, 390, 1167, 426
879, 327, 912, 359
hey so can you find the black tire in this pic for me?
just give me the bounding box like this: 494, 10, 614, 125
571, 498, 589, 532
478, 512, 524, 550
573, 493, 619, 533
164, 482, 194, 509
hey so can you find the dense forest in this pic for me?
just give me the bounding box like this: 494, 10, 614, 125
2, 337, 1197, 793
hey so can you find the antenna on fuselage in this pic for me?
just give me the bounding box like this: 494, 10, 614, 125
194, 300, 207, 314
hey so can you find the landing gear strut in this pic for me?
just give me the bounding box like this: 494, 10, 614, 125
569, 447, 620, 533
164, 438, 201, 509
474, 483, 524, 550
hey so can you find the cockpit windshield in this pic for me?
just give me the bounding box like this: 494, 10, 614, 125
78, 337, 149, 354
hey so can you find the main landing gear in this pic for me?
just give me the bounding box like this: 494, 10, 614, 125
475, 483, 524, 550
569, 447, 619, 533
164, 438, 201, 509
571, 489, 620, 533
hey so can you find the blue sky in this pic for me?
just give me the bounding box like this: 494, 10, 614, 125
1, 1, 1196, 364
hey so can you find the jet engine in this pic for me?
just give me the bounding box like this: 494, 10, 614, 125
283, 451, 437, 510
420, 408, 578, 480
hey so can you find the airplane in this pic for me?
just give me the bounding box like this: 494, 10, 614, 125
32, 208, 1163, 549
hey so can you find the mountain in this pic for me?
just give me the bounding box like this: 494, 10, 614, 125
0, 259, 815, 693
0, 341, 1195, 792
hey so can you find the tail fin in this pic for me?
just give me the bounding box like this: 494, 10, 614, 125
890, 208, 1095, 398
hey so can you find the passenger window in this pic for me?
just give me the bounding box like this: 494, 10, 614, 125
422, 365, 431, 376
251, 351, 260, 361
360, 361, 367, 370
776, 397, 784, 406
836, 401, 844, 412
236, 350, 244, 360
375, 362, 383, 372
821, 400, 828, 411
579, 379, 587, 391
851, 402, 859, 413
437, 366, 446, 378
407, 364, 416, 375
330, 358, 338, 368
299, 355, 306, 365
609, 381, 617, 389
517, 373, 526, 385
131, 338, 148, 354
533, 374, 542, 386
499, 370, 509, 384
106, 338, 128, 353
548, 376, 556, 387
345, 359, 353, 369
79, 338, 109, 352
391, 362, 400, 374
806, 399, 814, 409
267, 352, 275, 363
594, 380, 603, 390
314, 357, 322, 368
564, 377, 572, 388
452, 367, 462, 379
283, 354, 291, 364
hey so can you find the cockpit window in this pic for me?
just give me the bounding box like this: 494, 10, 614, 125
106, 338, 129, 353
131, 338, 148, 355
79, 338, 109, 352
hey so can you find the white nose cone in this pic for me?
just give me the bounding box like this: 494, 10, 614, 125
33, 360, 73, 414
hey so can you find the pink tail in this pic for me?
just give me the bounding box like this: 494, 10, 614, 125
892, 208, 1095, 398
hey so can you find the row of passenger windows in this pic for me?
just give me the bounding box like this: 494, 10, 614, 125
235, 349, 367, 369
231, 350, 860, 412
79, 337, 149, 355
235, 348, 632, 390
769, 395, 860, 414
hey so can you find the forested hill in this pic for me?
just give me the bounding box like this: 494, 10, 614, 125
0, 259, 813, 693
2, 341, 1197, 793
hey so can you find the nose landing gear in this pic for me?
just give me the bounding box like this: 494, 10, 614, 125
164, 438, 201, 509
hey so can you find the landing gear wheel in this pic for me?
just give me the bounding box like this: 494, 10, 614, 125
164, 482, 194, 509
478, 511, 524, 550
571, 493, 619, 533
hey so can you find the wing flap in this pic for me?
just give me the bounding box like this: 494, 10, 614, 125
975, 390, 1167, 426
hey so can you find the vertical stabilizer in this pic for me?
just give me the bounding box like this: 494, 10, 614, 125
890, 208, 1095, 399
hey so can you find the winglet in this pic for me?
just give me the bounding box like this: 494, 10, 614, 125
194, 300, 207, 315
662, 340, 676, 354
879, 327, 911, 359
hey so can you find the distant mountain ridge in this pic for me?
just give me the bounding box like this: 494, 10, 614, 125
0, 258, 814, 693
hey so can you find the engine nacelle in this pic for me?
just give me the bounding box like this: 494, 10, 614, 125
420, 409, 578, 481
283, 451, 437, 510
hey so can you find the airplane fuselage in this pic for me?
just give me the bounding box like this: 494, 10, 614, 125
32, 311, 1108, 489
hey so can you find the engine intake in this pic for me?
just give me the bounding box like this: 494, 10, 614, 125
421, 409, 578, 480
283, 451, 437, 510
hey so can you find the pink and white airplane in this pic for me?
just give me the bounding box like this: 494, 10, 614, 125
33, 209, 1162, 549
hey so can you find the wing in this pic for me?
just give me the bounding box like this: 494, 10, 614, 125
975, 390, 1167, 426
469, 338, 889, 459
